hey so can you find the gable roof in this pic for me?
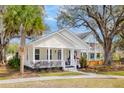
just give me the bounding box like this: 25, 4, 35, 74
28, 29, 65, 46
59, 29, 90, 48
27, 29, 90, 50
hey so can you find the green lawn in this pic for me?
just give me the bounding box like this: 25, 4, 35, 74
0, 77, 8, 80
100, 71, 124, 76
1, 78, 124, 88
39, 71, 82, 76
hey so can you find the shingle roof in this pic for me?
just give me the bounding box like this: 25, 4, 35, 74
76, 31, 94, 39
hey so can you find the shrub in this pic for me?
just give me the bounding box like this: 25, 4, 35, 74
79, 56, 87, 68
112, 53, 121, 63
8, 56, 20, 70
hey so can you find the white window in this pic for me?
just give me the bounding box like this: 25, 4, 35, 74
35, 49, 40, 60
50, 49, 52, 60
58, 50, 61, 60
47, 49, 52, 60
90, 53, 95, 59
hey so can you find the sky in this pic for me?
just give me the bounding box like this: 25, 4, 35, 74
44, 5, 88, 33
44, 5, 59, 32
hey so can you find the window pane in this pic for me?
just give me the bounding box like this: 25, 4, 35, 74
35, 55, 39, 60
50, 49, 52, 60
35, 49, 39, 54
90, 53, 94, 59
58, 50, 61, 60
35, 49, 39, 60
47, 49, 48, 60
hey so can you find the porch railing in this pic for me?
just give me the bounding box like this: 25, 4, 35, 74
89, 47, 102, 52
31, 60, 63, 68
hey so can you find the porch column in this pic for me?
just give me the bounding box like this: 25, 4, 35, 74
48, 48, 50, 63
61, 48, 65, 69
94, 47, 97, 60
33, 47, 35, 64
70, 49, 75, 66
88, 48, 90, 61
94, 40, 97, 60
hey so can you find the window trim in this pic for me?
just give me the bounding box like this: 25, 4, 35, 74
58, 49, 61, 60
50, 49, 52, 60
90, 53, 95, 59
35, 49, 40, 60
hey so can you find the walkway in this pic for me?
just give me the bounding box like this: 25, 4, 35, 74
1, 73, 124, 84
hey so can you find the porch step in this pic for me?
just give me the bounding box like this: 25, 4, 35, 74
65, 66, 75, 68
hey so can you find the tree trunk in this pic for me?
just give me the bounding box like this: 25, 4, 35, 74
0, 49, 3, 63
0, 48, 6, 65
104, 49, 112, 65
2, 47, 5, 64
20, 49, 25, 74
19, 24, 25, 75
103, 40, 113, 65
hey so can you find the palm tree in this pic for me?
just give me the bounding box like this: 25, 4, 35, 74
0, 5, 7, 65
3, 5, 46, 74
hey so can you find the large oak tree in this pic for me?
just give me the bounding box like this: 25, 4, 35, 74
57, 5, 124, 65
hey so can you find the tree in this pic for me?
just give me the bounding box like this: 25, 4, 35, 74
7, 43, 18, 54
119, 32, 124, 50
114, 31, 124, 50
0, 6, 5, 64
57, 5, 124, 65
3, 6, 46, 74
0, 5, 9, 64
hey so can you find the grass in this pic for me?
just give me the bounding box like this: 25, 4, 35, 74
0, 71, 82, 80
100, 71, 124, 76
1, 78, 124, 88
0, 77, 8, 80
39, 71, 82, 76
0, 69, 8, 73
0, 68, 9, 80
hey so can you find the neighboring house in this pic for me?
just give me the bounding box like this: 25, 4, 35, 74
24, 29, 103, 71
76, 31, 104, 61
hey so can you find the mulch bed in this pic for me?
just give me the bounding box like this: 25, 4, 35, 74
79, 65, 124, 73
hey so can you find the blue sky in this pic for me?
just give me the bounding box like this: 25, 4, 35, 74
44, 5, 59, 32
44, 5, 89, 33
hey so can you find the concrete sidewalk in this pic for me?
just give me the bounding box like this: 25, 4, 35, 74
1, 74, 124, 84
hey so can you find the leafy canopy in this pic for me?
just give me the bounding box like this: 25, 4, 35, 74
3, 5, 46, 37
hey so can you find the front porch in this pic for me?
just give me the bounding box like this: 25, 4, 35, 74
26, 47, 88, 70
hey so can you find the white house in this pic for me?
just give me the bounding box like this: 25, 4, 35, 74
24, 29, 103, 71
